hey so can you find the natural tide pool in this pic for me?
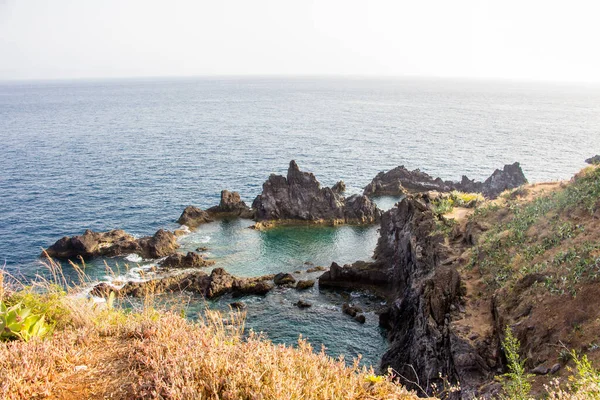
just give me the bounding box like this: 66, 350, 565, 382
51, 208, 400, 368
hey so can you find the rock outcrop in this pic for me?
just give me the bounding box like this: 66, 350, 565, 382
207, 190, 254, 219
177, 206, 213, 229
160, 251, 215, 269
92, 268, 274, 299
363, 162, 527, 199
454, 162, 528, 199
252, 160, 381, 224
43, 229, 178, 260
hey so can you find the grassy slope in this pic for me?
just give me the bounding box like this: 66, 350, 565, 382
454, 166, 600, 398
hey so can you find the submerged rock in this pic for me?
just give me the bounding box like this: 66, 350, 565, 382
342, 303, 363, 317
43, 229, 178, 260
177, 206, 213, 229
295, 300, 312, 309
207, 190, 254, 219
363, 162, 527, 199
252, 160, 381, 224
296, 279, 315, 290
273, 273, 296, 286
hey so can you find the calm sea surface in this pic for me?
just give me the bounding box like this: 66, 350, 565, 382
1, 77, 599, 366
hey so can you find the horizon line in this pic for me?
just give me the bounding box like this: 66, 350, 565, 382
1, 73, 600, 86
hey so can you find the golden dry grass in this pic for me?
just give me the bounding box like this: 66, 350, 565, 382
0, 269, 420, 400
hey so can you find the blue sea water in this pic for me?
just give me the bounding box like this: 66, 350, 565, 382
1, 76, 600, 366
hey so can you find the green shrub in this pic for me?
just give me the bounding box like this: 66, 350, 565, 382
0, 301, 52, 342
500, 326, 533, 400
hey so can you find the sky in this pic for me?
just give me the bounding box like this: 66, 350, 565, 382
1, 0, 599, 82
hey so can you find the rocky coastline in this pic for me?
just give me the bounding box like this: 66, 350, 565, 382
42, 159, 547, 399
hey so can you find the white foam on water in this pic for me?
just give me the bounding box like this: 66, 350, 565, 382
125, 253, 143, 263
199, 236, 211, 243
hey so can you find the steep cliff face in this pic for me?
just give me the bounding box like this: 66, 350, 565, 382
319, 197, 499, 398
375, 198, 496, 398
252, 160, 381, 223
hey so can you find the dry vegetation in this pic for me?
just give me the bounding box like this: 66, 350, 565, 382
0, 263, 419, 400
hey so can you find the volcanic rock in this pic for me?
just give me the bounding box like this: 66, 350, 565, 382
43, 229, 178, 260
296, 279, 315, 290
363, 162, 527, 199
252, 160, 381, 224
177, 206, 213, 229
274, 273, 296, 286
160, 251, 215, 269
91, 268, 275, 300
207, 190, 254, 219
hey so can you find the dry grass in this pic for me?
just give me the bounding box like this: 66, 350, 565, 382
0, 265, 420, 400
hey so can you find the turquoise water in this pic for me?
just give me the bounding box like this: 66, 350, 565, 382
2, 77, 600, 366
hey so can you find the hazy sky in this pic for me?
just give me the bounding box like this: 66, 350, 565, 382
1, 0, 599, 82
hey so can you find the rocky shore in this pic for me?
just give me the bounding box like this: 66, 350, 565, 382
42, 159, 550, 399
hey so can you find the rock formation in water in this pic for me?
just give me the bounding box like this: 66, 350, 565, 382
177, 206, 213, 228
43, 229, 178, 260
252, 160, 381, 224
160, 251, 215, 269
207, 190, 254, 219
363, 162, 527, 199
318, 197, 498, 398
91, 267, 274, 299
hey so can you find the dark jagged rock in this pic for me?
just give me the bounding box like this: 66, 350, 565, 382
252, 160, 381, 224
455, 162, 528, 199
318, 261, 391, 293
585, 155, 600, 165
296, 279, 315, 290
207, 190, 254, 219
354, 314, 366, 324
317, 197, 497, 398
363, 162, 527, 199
274, 273, 296, 286
363, 166, 450, 196
375, 197, 496, 398
91, 268, 275, 300
43, 229, 179, 260
177, 206, 213, 229
160, 251, 215, 269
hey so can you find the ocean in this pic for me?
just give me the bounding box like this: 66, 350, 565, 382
1, 76, 599, 366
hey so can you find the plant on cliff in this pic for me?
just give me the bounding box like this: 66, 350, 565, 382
499, 326, 533, 400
